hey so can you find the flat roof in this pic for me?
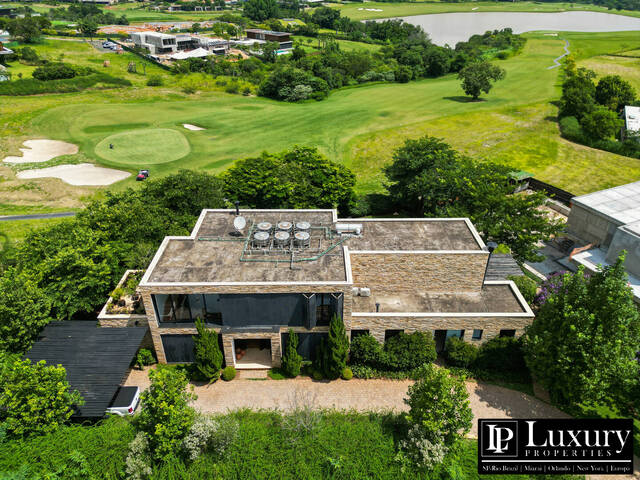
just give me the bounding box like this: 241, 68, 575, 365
142, 209, 485, 286
625, 105, 640, 133
571, 180, 640, 226
352, 283, 529, 315
25, 322, 146, 417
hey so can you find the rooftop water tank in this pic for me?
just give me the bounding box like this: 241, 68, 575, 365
274, 231, 290, 247
294, 231, 310, 247
335, 223, 362, 235
253, 231, 269, 248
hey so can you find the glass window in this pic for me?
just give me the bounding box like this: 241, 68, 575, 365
472, 329, 483, 340
350, 330, 369, 339
499, 329, 516, 338
172, 294, 191, 322
188, 294, 205, 321
385, 329, 403, 341
153, 294, 174, 323
445, 330, 464, 340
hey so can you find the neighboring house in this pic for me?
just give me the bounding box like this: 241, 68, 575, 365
568, 181, 640, 303
137, 209, 533, 369
245, 29, 293, 50
623, 105, 640, 140
131, 31, 228, 56
131, 32, 177, 55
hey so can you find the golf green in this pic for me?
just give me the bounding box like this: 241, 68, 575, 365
94, 128, 191, 165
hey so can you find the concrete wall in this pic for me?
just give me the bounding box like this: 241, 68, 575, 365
567, 204, 620, 247
349, 252, 488, 293
606, 225, 640, 278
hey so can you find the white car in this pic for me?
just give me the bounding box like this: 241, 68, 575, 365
106, 386, 140, 416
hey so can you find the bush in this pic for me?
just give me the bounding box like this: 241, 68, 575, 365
146, 75, 163, 86
473, 336, 527, 373
0, 73, 131, 96
0, 358, 83, 438
225, 81, 239, 94
125, 432, 152, 480
182, 414, 239, 461
444, 337, 478, 368
281, 329, 302, 378
110, 286, 124, 301
508, 274, 537, 305
267, 368, 286, 380
383, 331, 437, 371
222, 366, 236, 381
192, 318, 223, 381
32, 62, 77, 81
136, 367, 196, 462
341, 367, 353, 380
136, 349, 155, 369
322, 315, 349, 379
312, 370, 323, 381
349, 334, 383, 368
559, 115, 586, 143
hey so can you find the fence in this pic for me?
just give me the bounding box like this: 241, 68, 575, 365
528, 178, 575, 206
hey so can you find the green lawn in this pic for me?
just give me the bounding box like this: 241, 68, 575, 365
335, 0, 640, 20
0, 217, 69, 243
94, 128, 191, 165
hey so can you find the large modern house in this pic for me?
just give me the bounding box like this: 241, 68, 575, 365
138, 209, 533, 369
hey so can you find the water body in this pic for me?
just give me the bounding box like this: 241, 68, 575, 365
396, 11, 640, 46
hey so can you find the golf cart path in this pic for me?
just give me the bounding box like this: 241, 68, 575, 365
0, 212, 76, 221
548, 39, 570, 69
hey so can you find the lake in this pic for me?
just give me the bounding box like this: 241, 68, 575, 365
396, 11, 640, 46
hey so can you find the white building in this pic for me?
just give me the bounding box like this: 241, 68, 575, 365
623, 105, 640, 139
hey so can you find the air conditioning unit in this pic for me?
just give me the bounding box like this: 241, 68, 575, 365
359, 287, 371, 297
352, 287, 360, 296
335, 223, 363, 235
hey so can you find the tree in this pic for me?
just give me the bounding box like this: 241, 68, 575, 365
243, 0, 278, 21
311, 6, 341, 29
0, 357, 83, 437
78, 19, 97, 40
260, 41, 279, 63
595, 75, 636, 112
7, 16, 50, 43
401, 364, 473, 468
281, 328, 303, 377
0, 268, 51, 353
559, 67, 596, 119
580, 106, 623, 141
323, 314, 349, 379
383, 136, 563, 262
32, 62, 76, 81
136, 367, 196, 461
457, 61, 505, 100
223, 146, 355, 213
524, 254, 640, 407
192, 319, 223, 381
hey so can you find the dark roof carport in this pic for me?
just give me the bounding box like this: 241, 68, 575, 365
25, 321, 147, 418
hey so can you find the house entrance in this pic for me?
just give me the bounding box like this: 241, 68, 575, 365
234, 338, 272, 369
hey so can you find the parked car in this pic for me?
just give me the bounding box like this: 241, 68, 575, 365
106, 386, 140, 416
136, 169, 149, 181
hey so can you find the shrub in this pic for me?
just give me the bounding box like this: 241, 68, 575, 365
383, 331, 436, 371
559, 115, 586, 143
507, 274, 537, 305
444, 337, 478, 368
125, 432, 152, 480
341, 367, 353, 380
146, 74, 163, 86
136, 367, 196, 462
222, 366, 236, 381
192, 318, 223, 381
182, 85, 196, 94
281, 328, 302, 377
225, 81, 239, 94
267, 368, 286, 380
312, 370, 323, 380
0, 73, 131, 96
136, 348, 155, 369
110, 287, 124, 301
182, 414, 239, 461
349, 334, 383, 368
242, 86, 251, 96
473, 336, 527, 373
0, 358, 83, 438
32, 62, 77, 81
323, 315, 349, 379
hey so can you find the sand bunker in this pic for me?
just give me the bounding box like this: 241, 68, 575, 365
4, 139, 78, 164
17, 163, 130, 186
183, 123, 205, 131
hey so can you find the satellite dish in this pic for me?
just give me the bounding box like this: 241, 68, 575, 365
233, 216, 246, 231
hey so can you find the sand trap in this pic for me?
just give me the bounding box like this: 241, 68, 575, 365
17, 163, 130, 186
4, 139, 78, 164
183, 123, 205, 131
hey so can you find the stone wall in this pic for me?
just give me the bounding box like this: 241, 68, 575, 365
567, 204, 618, 247
350, 314, 533, 344
349, 252, 488, 294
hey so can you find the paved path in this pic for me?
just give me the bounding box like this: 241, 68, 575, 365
0, 212, 76, 221
548, 39, 570, 70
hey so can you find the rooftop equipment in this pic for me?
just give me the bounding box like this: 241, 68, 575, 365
359, 287, 371, 297
253, 231, 269, 247
274, 231, 290, 247
335, 223, 362, 236
277, 221, 293, 232
257, 222, 272, 232
295, 221, 311, 232
294, 231, 310, 247
233, 216, 246, 232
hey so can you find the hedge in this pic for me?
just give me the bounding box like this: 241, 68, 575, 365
0, 73, 131, 96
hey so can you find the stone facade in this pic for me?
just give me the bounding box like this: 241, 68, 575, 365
350, 315, 530, 344
349, 252, 488, 293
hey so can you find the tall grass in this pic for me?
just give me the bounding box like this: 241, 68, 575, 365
0, 74, 132, 96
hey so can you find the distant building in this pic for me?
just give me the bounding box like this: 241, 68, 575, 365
245, 29, 293, 49
131, 32, 177, 55
568, 181, 640, 303
0, 7, 17, 18
623, 105, 640, 140
131, 31, 228, 57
